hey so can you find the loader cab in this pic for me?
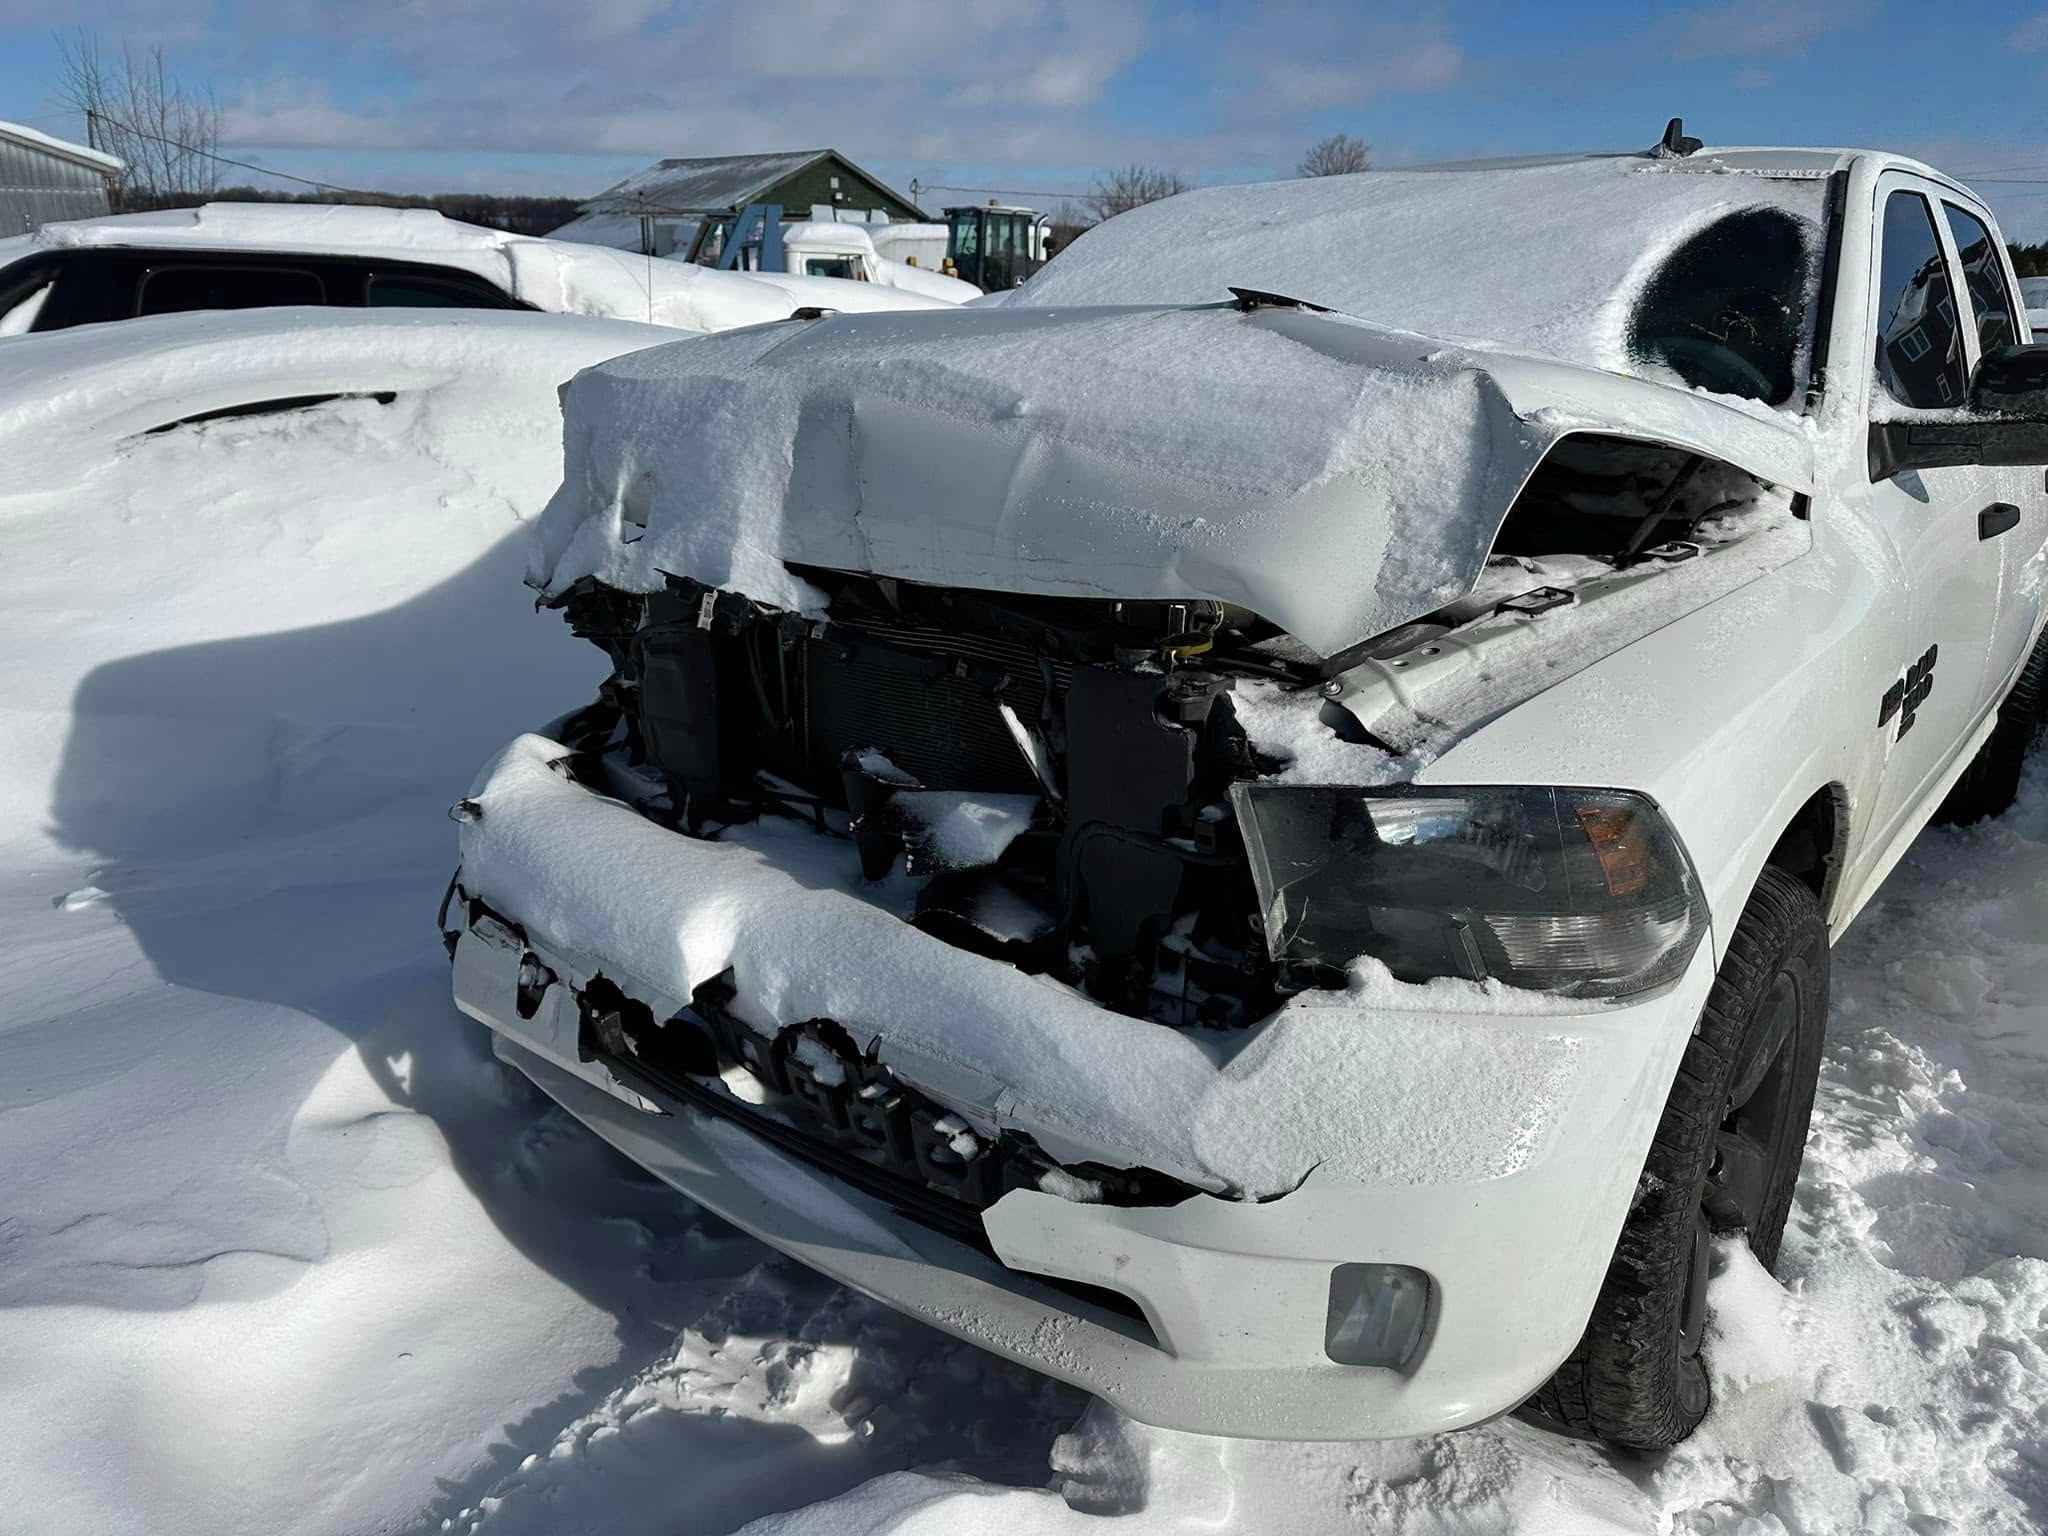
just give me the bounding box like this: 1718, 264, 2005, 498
945, 205, 1043, 291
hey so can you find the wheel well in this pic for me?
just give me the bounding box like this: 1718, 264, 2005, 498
1763, 784, 1848, 908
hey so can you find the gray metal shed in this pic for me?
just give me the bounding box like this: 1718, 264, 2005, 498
0, 121, 122, 236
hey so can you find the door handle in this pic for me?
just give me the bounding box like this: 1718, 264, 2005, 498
1980, 502, 2021, 540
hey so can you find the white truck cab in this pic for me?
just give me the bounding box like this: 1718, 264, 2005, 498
762, 221, 982, 303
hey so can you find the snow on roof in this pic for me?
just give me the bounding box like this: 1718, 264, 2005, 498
17, 203, 524, 294
1010, 154, 1834, 375
0, 119, 123, 174
29, 200, 517, 256
782, 221, 878, 253
579, 151, 829, 214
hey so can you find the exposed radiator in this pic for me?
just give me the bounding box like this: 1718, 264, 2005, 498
797, 625, 1064, 794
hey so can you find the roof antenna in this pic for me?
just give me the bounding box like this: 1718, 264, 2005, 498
1655, 117, 1702, 158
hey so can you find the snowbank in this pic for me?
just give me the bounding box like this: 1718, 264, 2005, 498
0, 330, 692, 1531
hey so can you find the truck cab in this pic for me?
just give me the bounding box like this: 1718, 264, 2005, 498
691, 206, 980, 302
943, 204, 1045, 290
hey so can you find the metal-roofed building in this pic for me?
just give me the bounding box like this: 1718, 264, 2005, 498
553, 149, 924, 257
0, 121, 121, 236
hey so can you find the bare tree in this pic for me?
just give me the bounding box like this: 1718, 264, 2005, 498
1087, 165, 1189, 223
1043, 199, 1094, 262
1298, 133, 1371, 178
55, 30, 223, 205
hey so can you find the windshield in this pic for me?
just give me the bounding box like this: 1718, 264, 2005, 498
1626, 205, 1817, 405
1008, 157, 1831, 403
2021, 276, 2048, 311
949, 210, 980, 258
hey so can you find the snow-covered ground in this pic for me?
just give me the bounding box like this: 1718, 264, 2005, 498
2, 355, 2044, 1533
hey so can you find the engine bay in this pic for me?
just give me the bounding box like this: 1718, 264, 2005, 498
543, 567, 1304, 1028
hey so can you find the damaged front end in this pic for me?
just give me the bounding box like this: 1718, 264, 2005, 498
542, 567, 1301, 1031
453, 300, 1823, 1227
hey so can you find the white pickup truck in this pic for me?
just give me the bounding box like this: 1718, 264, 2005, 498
443, 140, 2048, 1452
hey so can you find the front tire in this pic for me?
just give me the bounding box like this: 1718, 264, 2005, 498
1937, 630, 2047, 826
1525, 866, 1828, 1450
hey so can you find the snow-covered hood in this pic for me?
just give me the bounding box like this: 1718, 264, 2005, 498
532, 302, 1814, 658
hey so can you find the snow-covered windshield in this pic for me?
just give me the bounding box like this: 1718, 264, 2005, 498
1010, 157, 1831, 402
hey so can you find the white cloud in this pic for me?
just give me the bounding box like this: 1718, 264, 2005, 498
1260, 37, 1461, 111
1673, 0, 1872, 59
55, 0, 1474, 195
205, 0, 1154, 169
2012, 12, 2048, 52
1206, 7, 1462, 118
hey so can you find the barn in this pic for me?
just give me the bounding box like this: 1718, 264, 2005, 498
0, 121, 121, 236
553, 149, 924, 258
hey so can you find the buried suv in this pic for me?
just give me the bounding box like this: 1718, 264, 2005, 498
442, 142, 2048, 1449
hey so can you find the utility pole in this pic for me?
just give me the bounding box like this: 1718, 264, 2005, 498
85, 108, 99, 153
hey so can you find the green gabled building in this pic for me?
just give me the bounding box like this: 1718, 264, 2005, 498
555, 149, 925, 258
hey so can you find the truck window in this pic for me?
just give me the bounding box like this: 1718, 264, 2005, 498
1942, 203, 2018, 359
365, 271, 516, 308
949, 210, 979, 258
803, 257, 858, 280
136, 263, 325, 317
1873, 191, 1966, 410
1625, 205, 1814, 406
0, 257, 61, 335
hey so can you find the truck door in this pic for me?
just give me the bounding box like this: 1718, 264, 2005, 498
1939, 198, 2048, 695
1860, 174, 2008, 850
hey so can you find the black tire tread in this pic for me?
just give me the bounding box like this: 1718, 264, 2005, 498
1524, 866, 1827, 1450
1937, 628, 2048, 826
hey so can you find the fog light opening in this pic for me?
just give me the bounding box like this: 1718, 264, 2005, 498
1324, 1263, 1433, 1370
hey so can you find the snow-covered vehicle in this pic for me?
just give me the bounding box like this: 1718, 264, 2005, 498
726, 219, 981, 302
0, 202, 953, 339
442, 141, 2048, 1450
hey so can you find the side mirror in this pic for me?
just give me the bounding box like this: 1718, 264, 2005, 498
1870, 342, 2048, 480
1971, 343, 2048, 416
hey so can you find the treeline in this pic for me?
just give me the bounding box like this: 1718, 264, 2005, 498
2010, 242, 2048, 278
111, 184, 582, 238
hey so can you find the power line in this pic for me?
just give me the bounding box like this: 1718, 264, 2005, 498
911, 180, 1094, 203
86, 108, 384, 198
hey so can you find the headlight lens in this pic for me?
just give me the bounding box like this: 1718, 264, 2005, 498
1228, 783, 1709, 999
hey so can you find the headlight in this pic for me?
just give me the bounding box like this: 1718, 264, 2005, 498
1228, 783, 1710, 1000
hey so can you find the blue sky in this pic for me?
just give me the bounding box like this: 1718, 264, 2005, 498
9, 1, 2048, 236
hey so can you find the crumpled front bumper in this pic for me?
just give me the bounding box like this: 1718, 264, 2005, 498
452, 891, 1713, 1440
